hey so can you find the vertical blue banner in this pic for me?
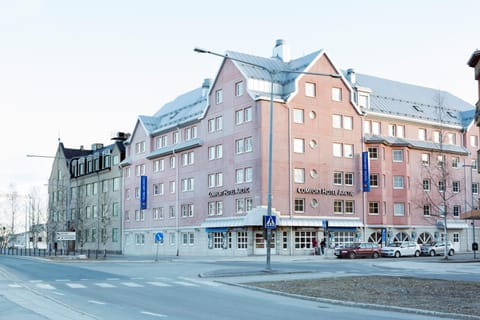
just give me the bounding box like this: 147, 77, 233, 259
140, 175, 147, 209
362, 151, 370, 192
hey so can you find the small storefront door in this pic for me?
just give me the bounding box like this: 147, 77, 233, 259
254, 231, 275, 255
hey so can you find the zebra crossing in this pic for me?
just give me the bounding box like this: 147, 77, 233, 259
6, 276, 222, 291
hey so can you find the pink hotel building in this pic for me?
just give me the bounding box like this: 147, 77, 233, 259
121, 40, 479, 256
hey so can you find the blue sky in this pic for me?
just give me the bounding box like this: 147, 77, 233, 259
0, 0, 479, 225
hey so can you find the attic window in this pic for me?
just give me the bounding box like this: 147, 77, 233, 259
412, 105, 423, 112
447, 111, 457, 119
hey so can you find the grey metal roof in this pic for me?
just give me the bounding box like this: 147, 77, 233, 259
140, 87, 208, 136
351, 73, 474, 128
226, 50, 323, 100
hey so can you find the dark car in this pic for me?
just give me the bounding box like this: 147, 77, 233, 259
334, 242, 381, 259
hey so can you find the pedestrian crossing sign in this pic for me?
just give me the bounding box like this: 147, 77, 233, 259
263, 215, 277, 229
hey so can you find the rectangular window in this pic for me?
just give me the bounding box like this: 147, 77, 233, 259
358, 94, 370, 108
418, 128, 427, 141
423, 179, 430, 191
235, 81, 244, 96
345, 200, 354, 214
394, 203, 405, 216
332, 114, 342, 128
215, 89, 223, 104
343, 116, 353, 130
453, 181, 460, 193
293, 109, 304, 124
453, 205, 461, 217
393, 150, 403, 162
333, 143, 342, 157
208, 116, 223, 133
294, 168, 305, 183
393, 176, 404, 189
423, 205, 431, 216
305, 82, 316, 97
334, 200, 343, 214
439, 180, 446, 192
421, 153, 430, 165
433, 131, 441, 143
370, 174, 379, 187
344, 172, 354, 186
371, 121, 380, 135
343, 144, 353, 158
368, 202, 379, 215
473, 183, 479, 194
368, 147, 378, 159
471, 135, 478, 147
135, 233, 145, 245
182, 151, 195, 166
181, 178, 195, 192
332, 87, 342, 101
333, 172, 342, 185
447, 132, 456, 145
237, 232, 248, 249
135, 141, 146, 154
452, 157, 459, 168
294, 198, 305, 213
293, 138, 305, 153
184, 126, 197, 141
181, 204, 194, 217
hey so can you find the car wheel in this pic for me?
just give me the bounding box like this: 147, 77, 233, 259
448, 249, 455, 256
394, 251, 401, 258
349, 252, 356, 259
373, 252, 379, 259
429, 250, 435, 256
414, 250, 420, 257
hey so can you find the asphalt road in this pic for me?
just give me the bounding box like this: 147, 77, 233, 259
0, 254, 478, 319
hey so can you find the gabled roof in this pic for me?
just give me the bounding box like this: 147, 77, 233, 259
138, 85, 208, 136
225, 49, 323, 100
352, 73, 474, 128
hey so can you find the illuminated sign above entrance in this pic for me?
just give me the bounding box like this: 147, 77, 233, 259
208, 187, 250, 198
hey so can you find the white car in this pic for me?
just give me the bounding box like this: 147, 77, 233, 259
381, 241, 421, 258
421, 241, 455, 256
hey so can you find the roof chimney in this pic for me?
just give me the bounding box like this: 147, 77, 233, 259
272, 39, 291, 63
347, 68, 356, 84
202, 78, 212, 97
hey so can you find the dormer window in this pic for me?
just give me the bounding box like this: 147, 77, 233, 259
358, 93, 370, 109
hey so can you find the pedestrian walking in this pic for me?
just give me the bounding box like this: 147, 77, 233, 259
320, 238, 326, 255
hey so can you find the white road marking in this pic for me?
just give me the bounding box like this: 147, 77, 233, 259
55, 279, 70, 282
95, 282, 116, 288
8, 284, 22, 288
36, 283, 56, 290
107, 278, 120, 281
121, 282, 144, 287
88, 300, 106, 305
147, 281, 171, 287
66, 283, 87, 289
173, 281, 198, 287
140, 311, 167, 318
179, 277, 222, 287
53, 292, 64, 296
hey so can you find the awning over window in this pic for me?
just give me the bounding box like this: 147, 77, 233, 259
436, 219, 469, 230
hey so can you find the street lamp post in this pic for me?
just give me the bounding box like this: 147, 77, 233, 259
194, 47, 340, 270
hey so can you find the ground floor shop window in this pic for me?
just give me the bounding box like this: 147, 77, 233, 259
368, 231, 382, 244
212, 232, 223, 249
237, 232, 248, 249
417, 232, 433, 244
282, 231, 288, 249
294, 231, 316, 249
332, 231, 355, 247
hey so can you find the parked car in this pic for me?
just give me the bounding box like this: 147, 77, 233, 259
421, 241, 455, 256
334, 242, 381, 259
381, 241, 421, 258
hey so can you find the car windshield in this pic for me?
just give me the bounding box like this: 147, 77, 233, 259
387, 242, 402, 247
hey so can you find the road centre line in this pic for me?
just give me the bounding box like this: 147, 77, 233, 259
140, 311, 167, 318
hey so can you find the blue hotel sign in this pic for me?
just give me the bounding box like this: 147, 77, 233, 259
140, 175, 147, 209
362, 151, 370, 192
